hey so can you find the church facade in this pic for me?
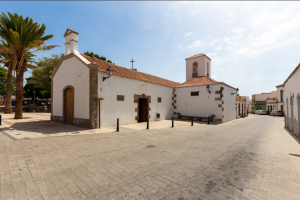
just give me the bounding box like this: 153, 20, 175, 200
51, 29, 245, 129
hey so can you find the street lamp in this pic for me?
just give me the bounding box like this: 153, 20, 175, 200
206, 85, 211, 94
232, 88, 239, 95
103, 66, 113, 81
33, 90, 36, 112
27, 89, 30, 106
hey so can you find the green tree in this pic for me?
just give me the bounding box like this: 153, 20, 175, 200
0, 12, 58, 119
25, 54, 63, 100
84, 51, 115, 64
0, 66, 16, 96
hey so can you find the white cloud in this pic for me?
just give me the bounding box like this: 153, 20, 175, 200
184, 32, 193, 37
165, 14, 171, 18
232, 28, 245, 33
187, 40, 204, 48
178, 20, 181, 23
229, 12, 234, 15
216, 46, 222, 50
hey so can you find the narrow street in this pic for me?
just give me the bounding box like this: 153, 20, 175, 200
0, 114, 299, 200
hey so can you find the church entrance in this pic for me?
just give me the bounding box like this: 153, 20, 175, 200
65, 88, 74, 124
139, 98, 148, 122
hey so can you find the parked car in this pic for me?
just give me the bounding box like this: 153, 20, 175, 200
251, 110, 256, 114
255, 110, 261, 114
270, 110, 283, 116
259, 110, 267, 115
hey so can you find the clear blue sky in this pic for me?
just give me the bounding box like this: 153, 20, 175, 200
2, 1, 300, 97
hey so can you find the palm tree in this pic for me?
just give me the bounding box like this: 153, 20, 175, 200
0, 40, 37, 114
0, 12, 58, 119
0, 40, 13, 113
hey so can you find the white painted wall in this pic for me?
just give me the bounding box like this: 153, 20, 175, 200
174, 85, 236, 122
53, 57, 90, 119
222, 86, 238, 121
97, 72, 174, 128
283, 67, 300, 136
186, 56, 211, 81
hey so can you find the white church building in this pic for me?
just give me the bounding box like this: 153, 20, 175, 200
51, 29, 244, 129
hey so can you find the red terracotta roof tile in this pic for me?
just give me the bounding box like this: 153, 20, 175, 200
185, 53, 211, 60
175, 76, 237, 90
81, 54, 180, 88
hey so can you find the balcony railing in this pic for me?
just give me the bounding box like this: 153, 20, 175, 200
192, 73, 198, 77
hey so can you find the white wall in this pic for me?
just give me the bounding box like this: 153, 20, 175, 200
223, 86, 238, 121
98, 72, 174, 128
284, 67, 300, 136
53, 57, 90, 119
186, 56, 211, 81
175, 85, 236, 122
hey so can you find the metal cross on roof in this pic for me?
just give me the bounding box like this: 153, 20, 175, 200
130, 58, 135, 69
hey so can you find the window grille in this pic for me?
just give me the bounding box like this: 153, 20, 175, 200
117, 95, 124, 101
191, 92, 199, 96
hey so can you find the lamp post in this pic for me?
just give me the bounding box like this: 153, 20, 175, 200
103, 66, 113, 81
33, 90, 36, 112
27, 89, 29, 105
206, 85, 211, 94
232, 88, 239, 95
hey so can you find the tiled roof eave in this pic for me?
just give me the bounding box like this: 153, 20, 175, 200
99, 70, 180, 88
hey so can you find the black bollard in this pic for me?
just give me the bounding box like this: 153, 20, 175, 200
191, 117, 193, 126
172, 117, 174, 128
0, 115, 1, 126
208, 116, 210, 124
116, 118, 119, 132
147, 118, 149, 129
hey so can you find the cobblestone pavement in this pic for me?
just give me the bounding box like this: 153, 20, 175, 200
0, 114, 300, 200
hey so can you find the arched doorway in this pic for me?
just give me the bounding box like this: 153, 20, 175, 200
297, 96, 300, 137
238, 103, 240, 115
286, 98, 289, 128
207, 62, 209, 77
192, 62, 198, 77
291, 98, 294, 131
64, 88, 74, 124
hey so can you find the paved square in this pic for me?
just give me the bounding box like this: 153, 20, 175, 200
0, 113, 300, 200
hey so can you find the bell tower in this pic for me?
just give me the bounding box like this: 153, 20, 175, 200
64, 29, 79, 55
185, 53, 211, 81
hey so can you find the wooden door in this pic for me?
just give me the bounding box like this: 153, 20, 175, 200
65, 88, 74, 124
242, 104, 244, 114
139, 98, 148, 122
281, 105, 283, 111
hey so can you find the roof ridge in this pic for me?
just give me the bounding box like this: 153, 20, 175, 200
80, 53, 180, 87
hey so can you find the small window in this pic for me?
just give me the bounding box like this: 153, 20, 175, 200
117, 95, 124, 101
191, 92, 199, 96
158, 97, 161, 103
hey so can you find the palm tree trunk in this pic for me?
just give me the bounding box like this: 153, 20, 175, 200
4, 67, 12, 114
14, 70, 24, 119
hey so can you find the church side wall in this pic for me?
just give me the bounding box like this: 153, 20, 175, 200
53, 57, 89, 119
284, 67, 300, 137
175, 85, 222, 121
97, 72, 174, 128
222, 86, 238, 122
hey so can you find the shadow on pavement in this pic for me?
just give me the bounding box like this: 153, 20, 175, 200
0, 120, 90, 135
